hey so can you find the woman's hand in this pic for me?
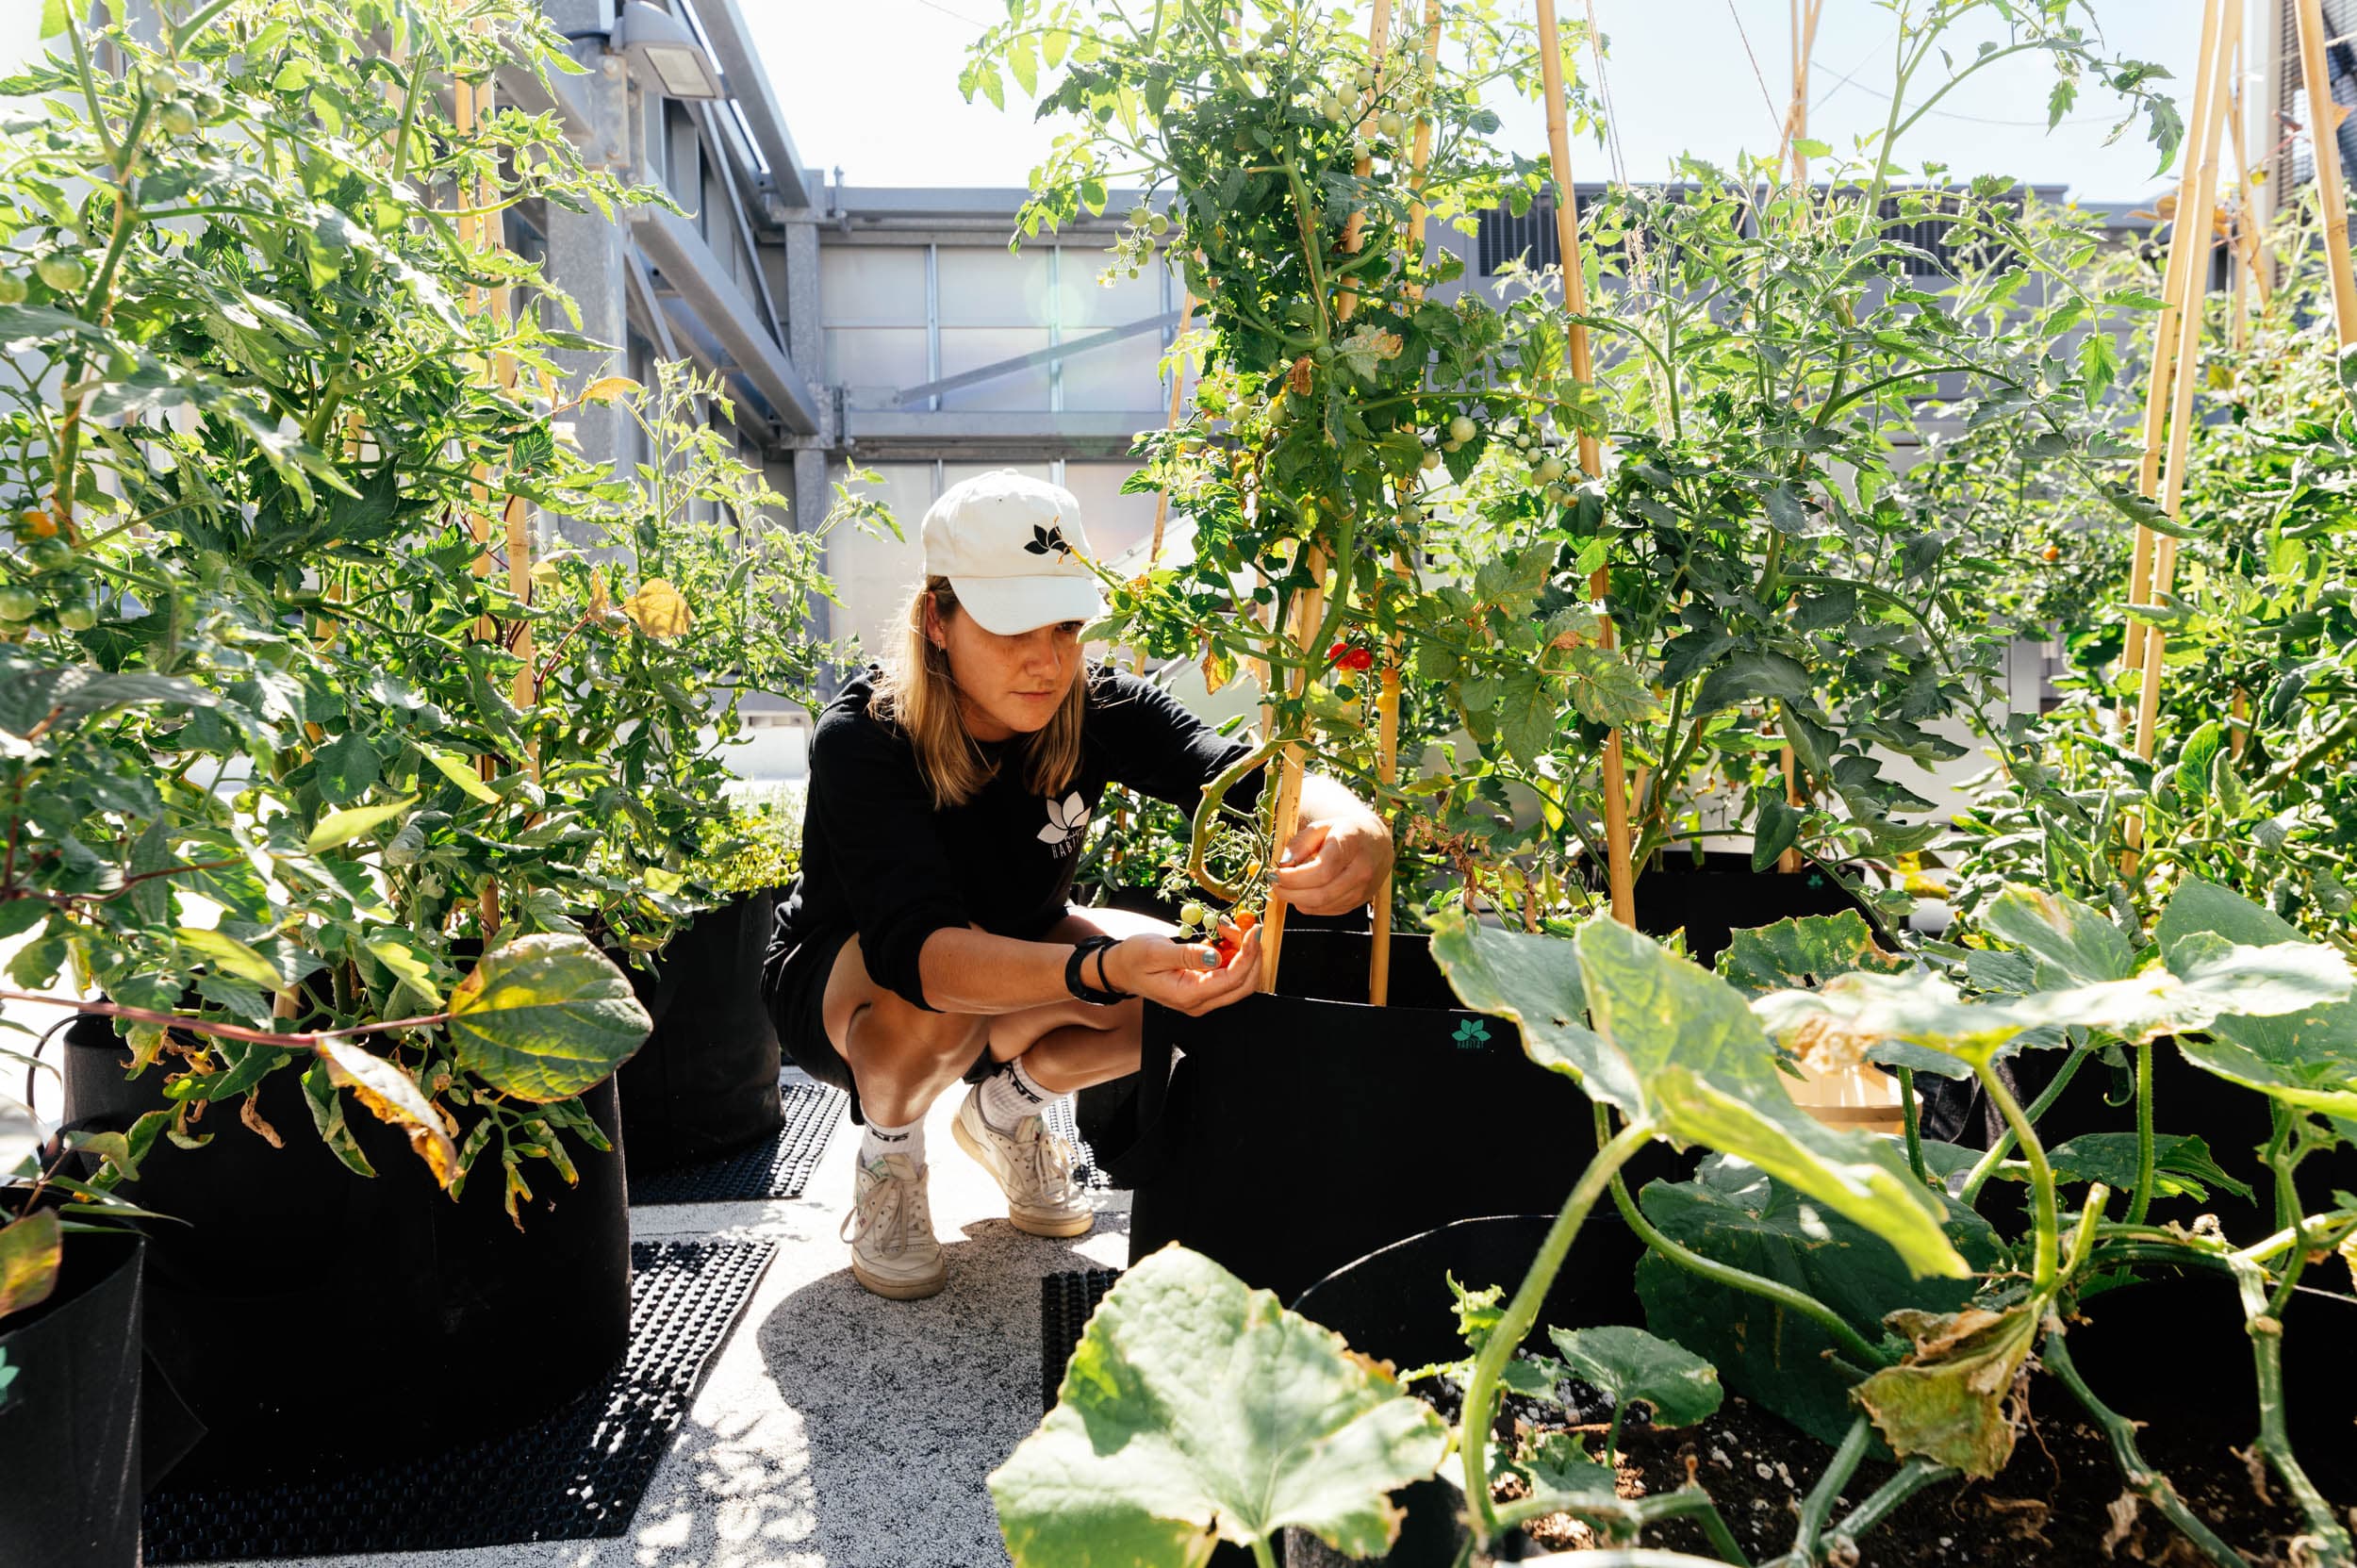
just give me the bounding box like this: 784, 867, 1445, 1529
1273, 812, 1393, 916
1102, 918, 1262, 1016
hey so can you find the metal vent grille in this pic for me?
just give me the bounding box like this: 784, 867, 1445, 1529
1472, 188, 2029, 278
2280, 0, 2357, 186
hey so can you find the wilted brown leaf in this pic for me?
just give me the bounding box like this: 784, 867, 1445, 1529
317, 1039, 459, 1189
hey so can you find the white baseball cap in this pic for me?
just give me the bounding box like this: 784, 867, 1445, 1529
920, 470, 1105, 636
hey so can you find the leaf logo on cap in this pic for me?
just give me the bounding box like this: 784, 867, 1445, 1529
1025, 523, 1073, 558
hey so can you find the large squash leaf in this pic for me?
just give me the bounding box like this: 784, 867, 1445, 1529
1435, 913, 1967, 1279
1716, 911, 1908, 999
2154, 880, 2357, 1133
445, 934, 651, 1102
1546, 1325, 1722, 1428
1752, 936, 2349, 1073
989, 1246, 1448, 1567
1980, 885, 2137, 985
1635, 1154, 2003, 1446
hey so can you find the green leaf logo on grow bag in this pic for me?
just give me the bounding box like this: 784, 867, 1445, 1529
1451, 1018, 1491, 1050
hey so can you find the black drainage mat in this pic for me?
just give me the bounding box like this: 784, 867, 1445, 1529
1042, 1096, 1111, 1191
140, 1238, 776, 1561
631, 1078, 846, 1204
1040, 1267, 1122, 1411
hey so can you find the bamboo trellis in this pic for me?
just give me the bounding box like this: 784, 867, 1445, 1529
1261, 0, 1396, 991
1368, 0, 1447, 1007
2295, 0, 2357, 345
1538, 3, 1636, 928
454, 57, 538, 935
2122, 0, 2224, 695
1774, 0, 1824, 874
2131, 12, 2236, 770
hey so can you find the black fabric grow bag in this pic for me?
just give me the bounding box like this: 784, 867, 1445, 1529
1127, 929, 1670, 1306
0, 1230, 144, 1568
60, 1017, 632, 1487
616, 890, 786, 1177
1629, 851, 1879, 969
1284, 1213, 1647, 1568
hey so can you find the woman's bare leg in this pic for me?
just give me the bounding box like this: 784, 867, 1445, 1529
822, 933, 988, 1128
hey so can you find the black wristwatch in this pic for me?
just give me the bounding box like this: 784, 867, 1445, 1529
1065, 934, 1129, 1005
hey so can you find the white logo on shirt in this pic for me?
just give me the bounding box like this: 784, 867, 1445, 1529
1037, 791, 1090, 854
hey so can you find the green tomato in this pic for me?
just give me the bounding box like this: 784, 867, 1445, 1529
0, 273, 23, 306
1377, 111, 1405, 140
1442, 437, 1462, 454
158, 102, 199, 138
140, 67, 180, 100
1421, 450, 1442, 470
1447, 414, 1477, 443
57, 603, 95, 632
0, 587, 34, 622
35, 254, 88, 293
1179, 900, 1207, 929
1536, 456, 1567, 484
1147, 212, 1169, 236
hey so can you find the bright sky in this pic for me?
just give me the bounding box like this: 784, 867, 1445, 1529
751, 0, 2258, 206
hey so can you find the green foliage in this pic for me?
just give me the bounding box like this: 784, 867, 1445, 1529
1432, 909, 1967, 1278
988, 1245, 1449, 1567
1634, 1152, 2003, 1447
1544, 1324, 1722, 1430
0, 0, 836, 1230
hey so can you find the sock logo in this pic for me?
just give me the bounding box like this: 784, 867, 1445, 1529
871, 1128, 911, 1142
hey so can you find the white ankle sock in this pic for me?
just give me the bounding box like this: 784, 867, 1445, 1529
860, 1114, 924, 1167
977, 1059, 1058, 1131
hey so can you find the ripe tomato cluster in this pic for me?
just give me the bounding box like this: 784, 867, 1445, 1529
1327, 639, 1375, 673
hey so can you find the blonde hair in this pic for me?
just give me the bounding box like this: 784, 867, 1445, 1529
872, 576, 1087, 811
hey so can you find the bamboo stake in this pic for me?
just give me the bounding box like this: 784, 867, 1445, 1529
2133, 16, 2236, 767
2295, 0, 2357, 343
2124, 0, 2223, 688
1260, 545, 1326, 990
1261, 0, 1394, 992
1775, 0, 1821, 873
1538, 3, 1635, 928
2227, 26, 2252, 350
1369, 0, 1446, 1007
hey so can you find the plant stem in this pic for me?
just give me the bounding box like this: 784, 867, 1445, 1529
1975, 1058, 2058, 1294
1898, 1065, 1927, 1186
1787, 1415, 1872, 1565
2042, 1316, 2244, 1568
2127, 1040, 2156, 1226
0, 989, 450, 1048
1493, 1487, 1753, 1565
1599, 1130, 1893, 1368
1959, 1047, 2086, 1204
1824, 1458, 1953, 1545
1248, 1535, 1278, 1568
1464, 1115, 1657, 1543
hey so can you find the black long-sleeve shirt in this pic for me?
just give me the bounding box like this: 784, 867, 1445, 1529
774, 665, 1261, 1011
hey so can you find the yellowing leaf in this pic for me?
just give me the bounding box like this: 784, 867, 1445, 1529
422, 747, 501, 804
622, 578, 692, 639
588, 569, 611, 619
578, 375, 641, 404
1854, 1305, 2038, 1479
365, 932, 443, 1008
175, 925, 286, 987
446, 933, 651, 1102
316, 1038, 459, 1190
0, 1210, 61, 1319
306, 794, 417, 854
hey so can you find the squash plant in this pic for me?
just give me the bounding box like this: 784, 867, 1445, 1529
967, 0, 2176, 926
993, 880, 2357, 1566
0, 0, 834, 1337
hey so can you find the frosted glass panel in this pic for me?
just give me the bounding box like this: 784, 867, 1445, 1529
938, 327, 1052, 411
822, 247, 926, 325
828, 462, 934, 658
825, 327, 929, 409
936, 246, 1052, 327
1062, 463, 1162, 566
1059, 338, 1164, 413
1060, 260, 1165, 328
943, 461, 1055, 489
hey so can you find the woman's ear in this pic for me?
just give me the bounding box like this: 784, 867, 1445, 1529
922, 594, 948, 651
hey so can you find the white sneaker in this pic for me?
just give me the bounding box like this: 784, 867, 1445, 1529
952, 1089, 1094, 1239
841, 1153, 945, 1299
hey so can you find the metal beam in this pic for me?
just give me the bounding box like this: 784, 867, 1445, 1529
682, 0, 810, 207
841, 409, 1168, 460
633, 206, 821, 434
891, 308, 1183, 408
